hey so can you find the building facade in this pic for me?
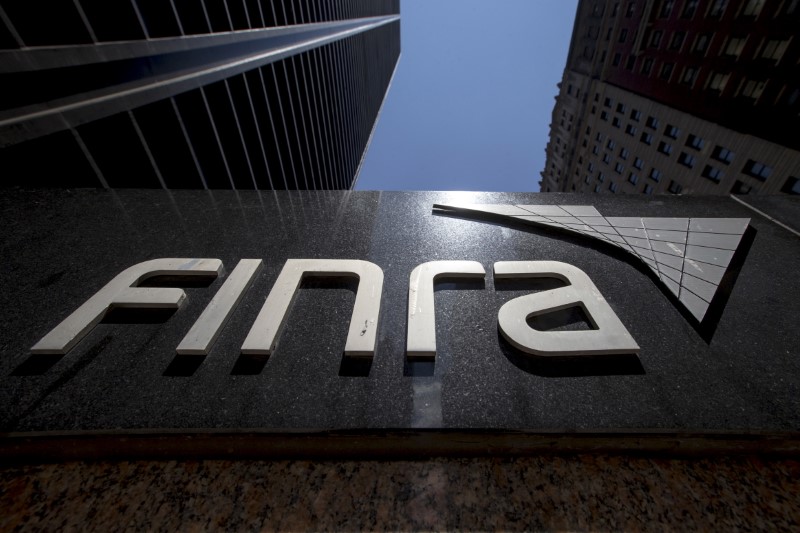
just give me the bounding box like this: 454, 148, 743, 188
0, 0, 400, 190
541, 0, 800, 195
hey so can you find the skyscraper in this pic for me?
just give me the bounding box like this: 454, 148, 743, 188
541, 0, 800, 195
0, 0, 400, 190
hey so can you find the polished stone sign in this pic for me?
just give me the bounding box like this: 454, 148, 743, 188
1, 190, 798, 457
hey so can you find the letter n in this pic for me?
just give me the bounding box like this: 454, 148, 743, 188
241, 259, 383, 358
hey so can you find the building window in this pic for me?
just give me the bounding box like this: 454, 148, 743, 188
740, 79, 766, 100
670, 32, 686, 50
708, 72, 730, 91
592, 145, 600, 155
614, 162, 624, 174
607, 139, 616, 149
724, 37, 747, 57
681, 0, 698, 18
594, 184, 601, 193
678, 152, 696, 168
601, 110, 609, 121
616, 102, 627, 114
604, 97, 613, 108
649, 168, 662, 182
641, 57, 654, 75
603, 153, 611, 164
609, 182, 618, 193
633, 157, 644, 169
612, 52, 622, 66
643, 183, 653, 194
694, 34, 711, 53
596, 132, 604, 141
625, 124, 637, 136
742, 0, 765, 16
659, 0, 674, 18
649, 30, 663, 47
664, 124, 680, 139
681, 66, 698, 85
585, 175, 592, 184
780, 176, 800, 195
625, 55, 636, 70
588, 162, 595, 171
646, 116, 660, 129
618, 29, 628, 43
628, 172, 639, 185
708, 0, 728, 17
658, 141, 673, 155
630, 109, 641, 122
742, 159, 773, 181
612, 117, 622, 128
598, 172, 606, 182
583, 46, 595, 59
702, 165, 724, 183
660, 62, 674, 81
686, 134, 704, 150
626, 2, 636, 17
668, 180, 683, 194
619, 147, 629, 160
761, 39, 791, 61
711, 145, 734, 164
640, 132, 653, 145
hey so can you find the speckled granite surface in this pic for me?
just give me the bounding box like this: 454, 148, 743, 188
2, 456, 799, 531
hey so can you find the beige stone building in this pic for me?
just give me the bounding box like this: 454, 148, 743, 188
541, 0, 800, 195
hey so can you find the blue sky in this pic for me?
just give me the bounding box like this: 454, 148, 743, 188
355, 0, 578, 192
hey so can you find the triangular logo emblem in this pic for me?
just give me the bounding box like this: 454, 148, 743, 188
433, 203, 751, 325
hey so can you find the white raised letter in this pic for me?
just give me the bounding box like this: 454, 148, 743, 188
407, 260, 485, 359
31, 258, 223, 355
177, 259, 263, 355
494, 261, 639, 356
241, 259, 383, 358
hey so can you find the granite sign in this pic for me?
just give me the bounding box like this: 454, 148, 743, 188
1, 191, 797, 457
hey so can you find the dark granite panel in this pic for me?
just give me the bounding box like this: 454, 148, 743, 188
0, 191, 798, 441
732, 194, 800, 234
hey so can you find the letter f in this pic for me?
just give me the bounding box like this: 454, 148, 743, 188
31, 258, 222, 355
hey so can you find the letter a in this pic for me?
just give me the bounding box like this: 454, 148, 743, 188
494, 261, 639, 356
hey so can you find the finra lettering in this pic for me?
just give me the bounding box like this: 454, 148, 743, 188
31, 258, 639, 363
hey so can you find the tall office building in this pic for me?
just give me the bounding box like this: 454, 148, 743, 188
0, 0, 400, 189
541, 0, 800, 195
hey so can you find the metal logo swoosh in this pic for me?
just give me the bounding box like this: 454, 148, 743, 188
433, 203, 752, 328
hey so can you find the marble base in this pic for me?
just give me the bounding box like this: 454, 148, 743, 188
2, 456, 799, 530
